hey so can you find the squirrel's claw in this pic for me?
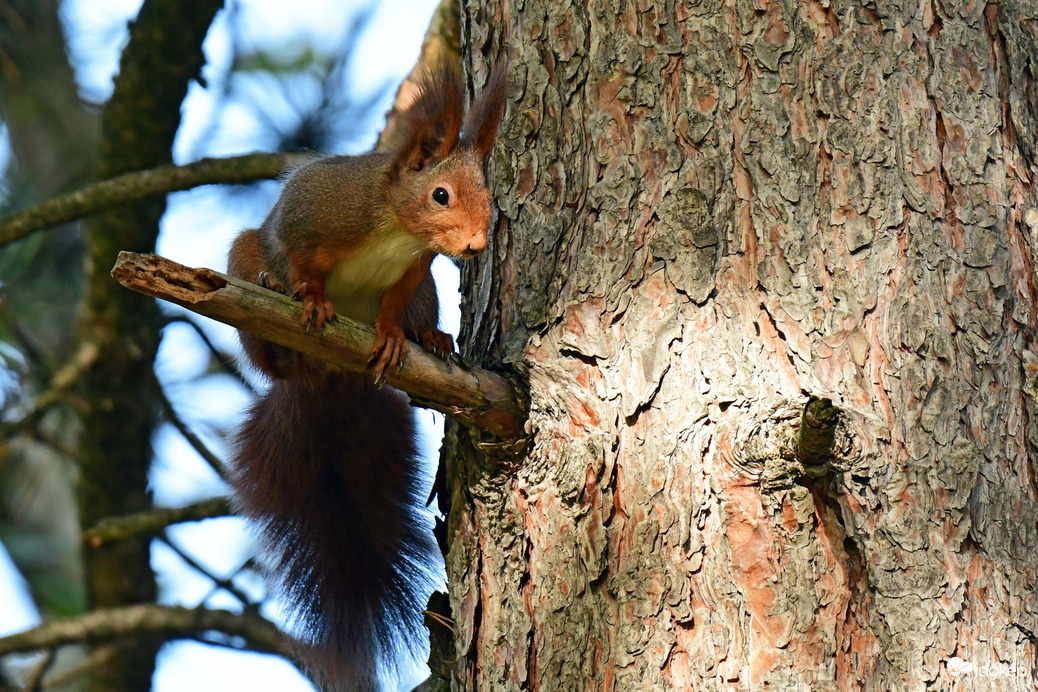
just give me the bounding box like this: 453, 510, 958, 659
414, 327, 455, 362
257, 271, 287, 294
293, 281, 336, 331
369, 322, 410, 383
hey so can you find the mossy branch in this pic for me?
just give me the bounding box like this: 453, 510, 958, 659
0, 152, 308, 246
0, 604, 288, 658
82, 498, 231, 548
110, 251, 526, 439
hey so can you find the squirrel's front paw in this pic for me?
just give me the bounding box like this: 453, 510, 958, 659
292, 281, 337, 331
370, 320, 410, 384
413, 327, 455, 360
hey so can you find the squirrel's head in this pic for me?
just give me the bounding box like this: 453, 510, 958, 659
385, 57, 507, 258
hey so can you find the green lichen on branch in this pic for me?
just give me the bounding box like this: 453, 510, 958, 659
81, 498, 231, 548
0, 604, 288, 658
0, 152, 306, 247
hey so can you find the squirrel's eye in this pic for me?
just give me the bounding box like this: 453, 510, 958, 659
432, 187, 450, 206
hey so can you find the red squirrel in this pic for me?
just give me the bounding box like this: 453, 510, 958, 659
225, 58, 506, 691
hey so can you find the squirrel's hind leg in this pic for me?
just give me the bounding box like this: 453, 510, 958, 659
228, 229, 306, 379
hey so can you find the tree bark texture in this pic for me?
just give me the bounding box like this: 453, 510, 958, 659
449, 1, 1038, 690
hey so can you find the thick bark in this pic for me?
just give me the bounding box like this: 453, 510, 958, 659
75, 1, 223, 689
449, 1, 1038, 690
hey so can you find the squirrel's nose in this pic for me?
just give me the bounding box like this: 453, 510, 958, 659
467, 233, 486, 254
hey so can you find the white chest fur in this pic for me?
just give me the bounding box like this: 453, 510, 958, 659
324, 223, 427, 324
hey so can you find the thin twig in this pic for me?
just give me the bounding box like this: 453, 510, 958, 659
0, 341, 100, 438
163, 314, 257, 394
157, 534, 252, 607
32, 645, 119, 690
423, 609, 455, 633
156, 384, 227, 477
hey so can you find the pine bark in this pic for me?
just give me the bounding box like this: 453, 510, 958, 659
449, 1, 1038, 690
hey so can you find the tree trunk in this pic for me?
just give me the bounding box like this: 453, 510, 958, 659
449, 1, 1038, 689
76, 1, 222, 689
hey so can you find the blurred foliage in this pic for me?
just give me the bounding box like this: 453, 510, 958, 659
0, 0, 95, 625
208, 5, 389, 154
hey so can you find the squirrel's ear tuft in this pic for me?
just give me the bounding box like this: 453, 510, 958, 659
389, 58, 465, 177
461, 60, 508, 161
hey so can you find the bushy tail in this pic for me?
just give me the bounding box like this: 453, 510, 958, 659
230, 371, 436, 691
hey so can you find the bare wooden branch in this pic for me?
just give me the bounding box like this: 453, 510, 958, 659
0, 604, 288, 658
82, 497, 231, 548
0, 152, 308, 246
110, 252, 526, 439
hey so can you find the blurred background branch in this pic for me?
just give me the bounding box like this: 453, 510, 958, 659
0, 153, 308, 246
0, 604, 288, 659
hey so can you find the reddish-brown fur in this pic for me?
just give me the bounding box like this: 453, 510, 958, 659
226, 57, 507, 691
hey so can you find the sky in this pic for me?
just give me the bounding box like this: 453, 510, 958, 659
0, 0, 448, 689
